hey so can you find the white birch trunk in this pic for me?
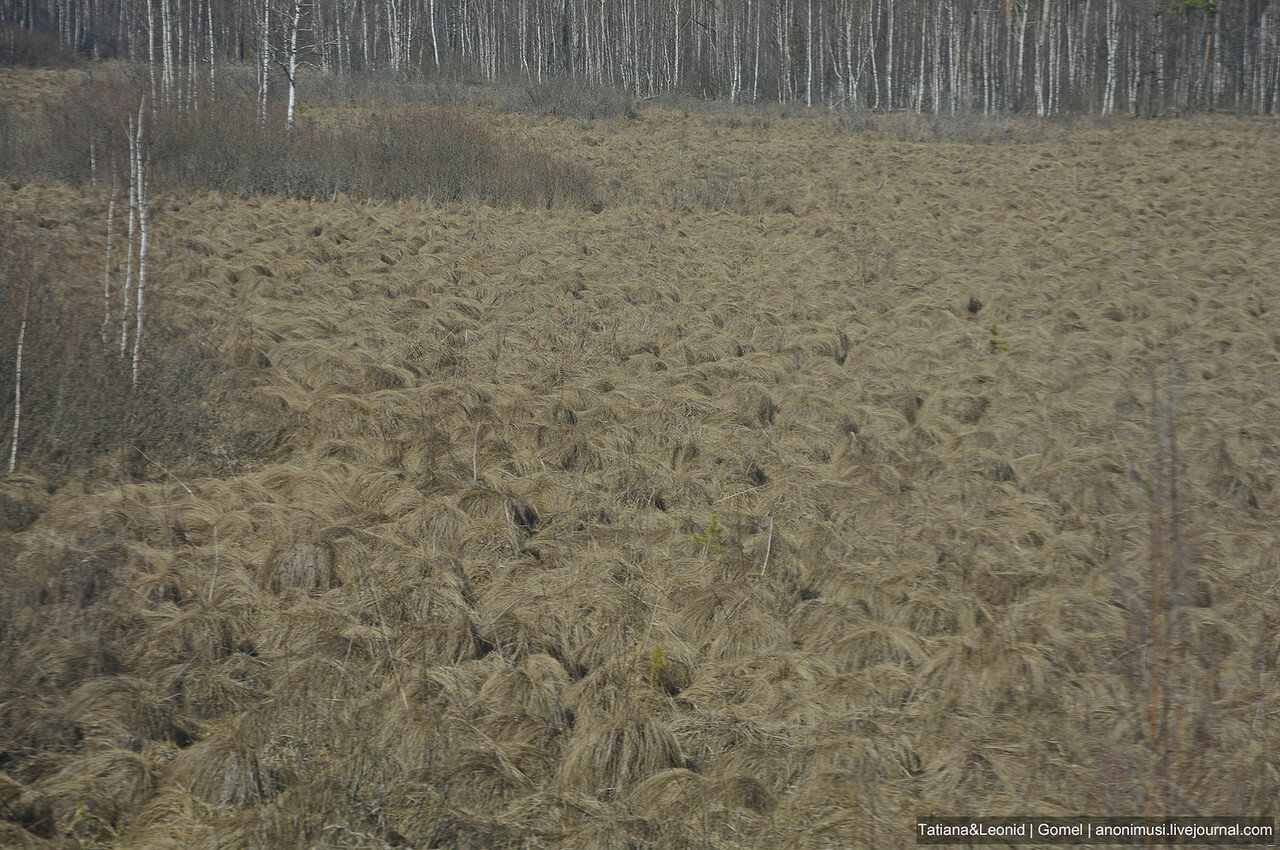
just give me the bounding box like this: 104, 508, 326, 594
985, 12, 995, 114
1130, 24, 1140, 114
8, 301, 26, 473
932, 3, 941, 112
160, 0, 174, 101
806, 0, 813, 106
386, 0, 402, 70
871, 0, 881, 106
132, 105, 148, 387
359, 0, 367, 70
1016, 0, 1029, 109
103, 174, 118, 346
778, 0, 788, 103
1036, 0, 1049, 115
285, 0, 301, 128
674, 0, 680, 90
1065, 0, 1076, 95
948, 0, 958, 112
915, 8, 926, 112
885, 0, 894, 108
1048, 0, 1058, 113
430, 0, 439, 68
1102, 0, 1117, 114
1272, 21, 1279, 113
207, 0, 216, 99
122, 121, 137, 357
147, 0, 158, 101
190, 0, 199, 107
535, 3, 544, 82
181, 0, 192, 108
747, 0, 757, 101
732, 17, 742, 99
259, 0, 271, 123
1152, 10, 1162, 113
1258, 10, 1269, 111
817, 1, 826, 105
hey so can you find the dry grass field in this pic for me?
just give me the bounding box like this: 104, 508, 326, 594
2, 74, 1280, 847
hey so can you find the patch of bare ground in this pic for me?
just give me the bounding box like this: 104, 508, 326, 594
2, 96, 1279, 847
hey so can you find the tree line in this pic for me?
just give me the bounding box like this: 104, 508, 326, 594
4, 0, 1279, 115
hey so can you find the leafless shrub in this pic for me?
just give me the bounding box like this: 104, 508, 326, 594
0, 76, 596, 207
834, 108, 1056, 144
296, 66, 490, 109
507, 77, 636, 121
0, 25, 81, 67
0, 202, 271, 486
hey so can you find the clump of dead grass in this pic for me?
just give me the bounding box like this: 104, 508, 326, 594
558, 712, 684, 800
0, 473, 48, 533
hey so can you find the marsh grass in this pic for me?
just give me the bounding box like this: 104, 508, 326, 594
2, 77, 1278, 848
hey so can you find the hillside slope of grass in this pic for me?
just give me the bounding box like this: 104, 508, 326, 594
2, 83, 1279, 847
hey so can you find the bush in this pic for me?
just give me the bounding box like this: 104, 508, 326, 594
0, 77, 596, 207
0, 219, 235, 485
0, 25, 81, 68
506, 76, 637, 120
832, 108, 1054, 144
295, 65, 487, 107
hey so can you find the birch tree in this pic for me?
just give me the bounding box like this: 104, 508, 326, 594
103, 162, 118, 347
121, 113, 137, 358
280, 0, 303, 127
9, 0, 1280, 114
7, 293, 27, 474
258, 0, 271, 123
131, 100, 149, 387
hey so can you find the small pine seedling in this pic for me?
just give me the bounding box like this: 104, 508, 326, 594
648, 645, 667, 685
988, 323, 1009, 353
692, 515, 727, 555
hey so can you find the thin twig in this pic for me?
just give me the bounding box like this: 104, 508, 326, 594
359, 562, 410, 711
131, 445, 195, 497
207, 525, 219, 604
760, 515, 774, 576
724, 595, 750, 622
715, 483, 767, 503
1104, 642, 1149, 668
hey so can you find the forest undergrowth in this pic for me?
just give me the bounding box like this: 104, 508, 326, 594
2, 68, 1279, 848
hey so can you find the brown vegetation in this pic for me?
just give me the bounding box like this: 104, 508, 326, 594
0, 208, 235, 486
2, 73, 1279, 847
0, 75, 594, 206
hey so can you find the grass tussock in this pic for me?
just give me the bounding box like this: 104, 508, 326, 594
2, 70, 1279, 848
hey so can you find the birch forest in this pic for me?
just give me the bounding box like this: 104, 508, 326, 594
5, 0, 1280, 114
